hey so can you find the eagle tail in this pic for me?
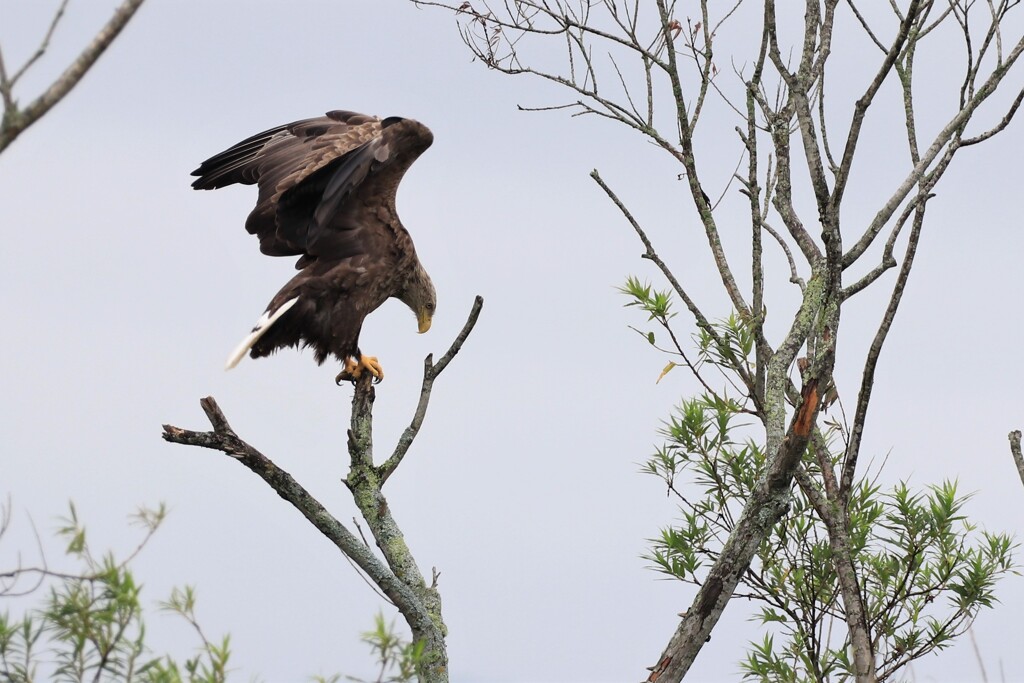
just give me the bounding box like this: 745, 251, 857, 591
225, 297, 300, 370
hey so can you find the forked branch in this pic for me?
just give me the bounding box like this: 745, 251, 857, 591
0, 0, 147, 154
160, 398, 432, 622
162, 296, 484, 683
380, 295, 484, 483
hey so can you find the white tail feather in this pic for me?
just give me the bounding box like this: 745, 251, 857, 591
225, 297, 300, 370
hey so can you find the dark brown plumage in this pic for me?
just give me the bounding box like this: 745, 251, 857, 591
191, 110, 436, 382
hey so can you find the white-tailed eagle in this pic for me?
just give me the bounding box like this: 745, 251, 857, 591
191, 110, 436, 383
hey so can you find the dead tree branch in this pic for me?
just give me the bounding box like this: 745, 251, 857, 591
163, 296, 484, 683
0, 0, 147, 154
161, 398, 432, 623
380, 295, 484, 484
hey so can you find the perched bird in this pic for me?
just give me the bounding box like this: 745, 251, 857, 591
191, 110, 436, 383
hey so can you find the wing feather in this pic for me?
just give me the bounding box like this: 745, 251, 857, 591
191, 110, 433, 265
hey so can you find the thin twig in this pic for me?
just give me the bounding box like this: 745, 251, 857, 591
969, 627, 990, 683
0, 0, 147, 154
590, 169, 754, 393
841, 202, 926, 496
8, 0, 72, 87
379, 296, 484, 483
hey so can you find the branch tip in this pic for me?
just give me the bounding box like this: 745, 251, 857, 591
1010, 430, 1024, 489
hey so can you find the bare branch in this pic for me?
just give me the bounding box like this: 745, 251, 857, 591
845, 0, 887, 52
961, 84, 1024, 145
1010, 430, 1024, 489
8, 0, 72, 88
0, 0, 147, 154
162, 294, 482, 682
841, 201, 926, 496
654, 0, 752, 321
379, 296, 485, 483
844, 31, 1024, 269
161, 397, 441, 658
591, 169, 755, 393
761, 220, 805, 290
841, 191, 933, 300
344, 375, 449, 671
830, 0, 923, 209
761, 95, 823, 264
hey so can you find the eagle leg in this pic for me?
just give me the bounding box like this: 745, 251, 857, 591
335, 355, 384, 385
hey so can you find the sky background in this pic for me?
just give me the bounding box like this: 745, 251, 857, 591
1, 1, 1022, 681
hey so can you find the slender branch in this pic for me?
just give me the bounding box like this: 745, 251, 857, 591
845, 0, 887, 53
655, 315, 753, 413
759, 93, 822, 263
379, 296, 484, 483
591, 169, 754, 393
161, 397, 447, 678
787, 2, 833, 218
742, 25, 771, 408
830, 0, 922, 209
654, 0, 752, 322
841, 191, 933, 300
0, 0, 147, 154
687, 2, 715, 132
761, 220, 805, 290
161, 399, 425, 614
0, 48, 11, 115
1010, 430, 1024, 488
841, 202, 926, 496
843, 30, 1024, 268
961, 84, 1024, 145
8, 0, 72, 88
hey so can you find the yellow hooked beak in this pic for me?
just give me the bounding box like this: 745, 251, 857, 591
417, 309, 433, 334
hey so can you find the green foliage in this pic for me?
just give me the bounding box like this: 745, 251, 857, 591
145, 586, 231, 682
644, 390, 1016, 681
0, 503, 230, 683
3, 505, 428, 682
620, 276, 675, 322
343, 612, 424, 683
695, 311, 755, 378
622, 277, 759, 386
625, 299, 1018, 682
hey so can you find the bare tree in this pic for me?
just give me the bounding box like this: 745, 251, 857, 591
0, 0, 147, 155
163, 296, 484, 683
410, 1, 1023, 680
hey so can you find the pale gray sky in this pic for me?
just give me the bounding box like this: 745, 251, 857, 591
1, 1, 1022, 681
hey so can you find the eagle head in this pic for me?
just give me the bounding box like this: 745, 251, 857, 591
399, 263, 436, 334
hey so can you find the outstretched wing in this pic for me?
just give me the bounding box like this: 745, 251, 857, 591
191, 110, 433, 264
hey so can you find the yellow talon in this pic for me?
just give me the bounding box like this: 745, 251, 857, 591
335, 355, 384, 384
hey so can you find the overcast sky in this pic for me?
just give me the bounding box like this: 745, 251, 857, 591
1, 1, 1022, 681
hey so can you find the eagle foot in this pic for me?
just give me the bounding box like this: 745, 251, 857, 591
335, 355, 384, 385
